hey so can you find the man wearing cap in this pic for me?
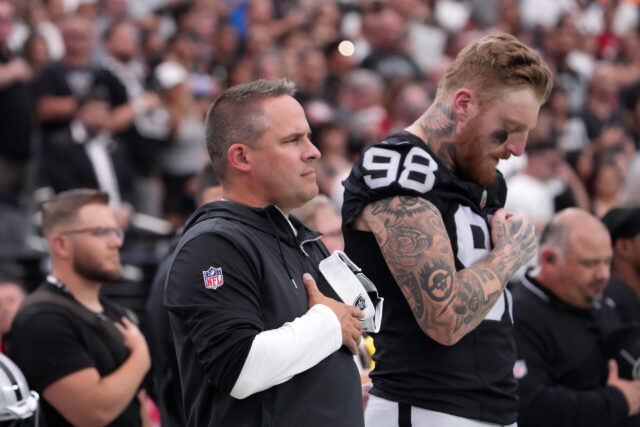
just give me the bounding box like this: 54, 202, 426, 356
511, 208, 640, 427
603, 207, 640, 325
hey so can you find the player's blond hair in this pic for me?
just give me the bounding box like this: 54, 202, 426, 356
436, 33, 553, 104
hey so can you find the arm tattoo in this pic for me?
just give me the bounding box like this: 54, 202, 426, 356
366, 196, 515, 343
380, 218, 432, 268
398, 272, 424, 320
371, 197, 432, 218
419, 260, 453, 302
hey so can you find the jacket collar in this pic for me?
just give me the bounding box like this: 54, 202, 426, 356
184, 200, 323, 248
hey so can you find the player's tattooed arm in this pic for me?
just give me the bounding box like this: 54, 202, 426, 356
361, 196, 536, 345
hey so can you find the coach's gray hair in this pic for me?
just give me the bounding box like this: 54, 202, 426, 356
205, 78, 297, 181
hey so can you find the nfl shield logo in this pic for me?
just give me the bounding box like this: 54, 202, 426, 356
203, 267, 224, 289
513, 359, 528, 379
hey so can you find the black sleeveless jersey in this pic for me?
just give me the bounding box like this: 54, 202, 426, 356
342, 131, 517, 424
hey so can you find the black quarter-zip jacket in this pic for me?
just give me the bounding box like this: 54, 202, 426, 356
164, 200, 364, 427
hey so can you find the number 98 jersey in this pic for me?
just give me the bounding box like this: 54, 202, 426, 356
341, 131, 518, 425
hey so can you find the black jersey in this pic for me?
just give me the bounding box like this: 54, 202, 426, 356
342, 131, 517, 424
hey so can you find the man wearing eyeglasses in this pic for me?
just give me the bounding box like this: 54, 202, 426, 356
7, 188, 152, 427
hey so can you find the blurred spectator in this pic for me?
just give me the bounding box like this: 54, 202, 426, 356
8, 0, 65, 61
34, 14, 98, 143
385, 79, 432, 132
549, 15, 590, 115
338, 68, 384, 115
323, 39, 357, 105
392, 0, 446, 74
625, 152, 640, 206
101, 19, 169, 216
512, 208, 640, 427
307, 1, 341, 48
589, 147, 627, 217
253, 48, 286, 81
490, 0, 525, 37
624, 91, 640, 150
520, 0, 575, 30
22, 31, 50, 77
0, 280, 25, 351
245, 0, 305, 43
597, 2, 624, 61
211, 20, 240, 80
7, 189, 151, 426
291, 194, 344, 253
155, 60, 207, 227
312, 118, 351, 198
295, 48, 329, 106
140, 28, 166, 75
166, 30, 198, 71
0, 1, 34, 207
38, 83, 134, 213
95, 0, 129, 55
506, 139, 572, 231
360, 7, 422, 84
582, 62, 625, 144
602, 207, 640, 325
76, 0, 99, 21
547, 85, 590, 155
339, 68, 389, 154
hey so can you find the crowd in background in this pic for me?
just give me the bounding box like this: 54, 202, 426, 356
0, 0, 639, 279
0, 0, 639, 424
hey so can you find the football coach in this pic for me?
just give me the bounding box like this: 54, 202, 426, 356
164, 79, 365, 427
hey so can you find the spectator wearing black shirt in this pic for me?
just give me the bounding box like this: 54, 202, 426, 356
39, 84, 134, 206
34, 14, 102, 142
512, 208, 640, 427
0, 1, 34, 206
360, 7, 422, 84
100, 19, 169, 216
8, 189, 151, 426
602, 207, 640, 325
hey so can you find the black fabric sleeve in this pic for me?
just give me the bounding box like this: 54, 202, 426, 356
8, 309, 97, 392
164, 233, 263, 394
34, 64, 69, 98
97, 69, 128, 108
515, 317, 629, 427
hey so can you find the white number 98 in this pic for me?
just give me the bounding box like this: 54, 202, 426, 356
363, 146, 437, 193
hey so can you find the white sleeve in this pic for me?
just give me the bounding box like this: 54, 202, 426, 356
230, 304, 342, 399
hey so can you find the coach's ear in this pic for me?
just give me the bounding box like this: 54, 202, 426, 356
451, 88, 478, 124
227, 143, 252, 173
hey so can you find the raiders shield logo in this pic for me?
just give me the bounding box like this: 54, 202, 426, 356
354, 294, 367, 310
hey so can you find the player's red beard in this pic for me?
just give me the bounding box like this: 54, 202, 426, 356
454, 115, 504, 187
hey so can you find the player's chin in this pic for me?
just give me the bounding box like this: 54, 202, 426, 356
474, 166, 497, 187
